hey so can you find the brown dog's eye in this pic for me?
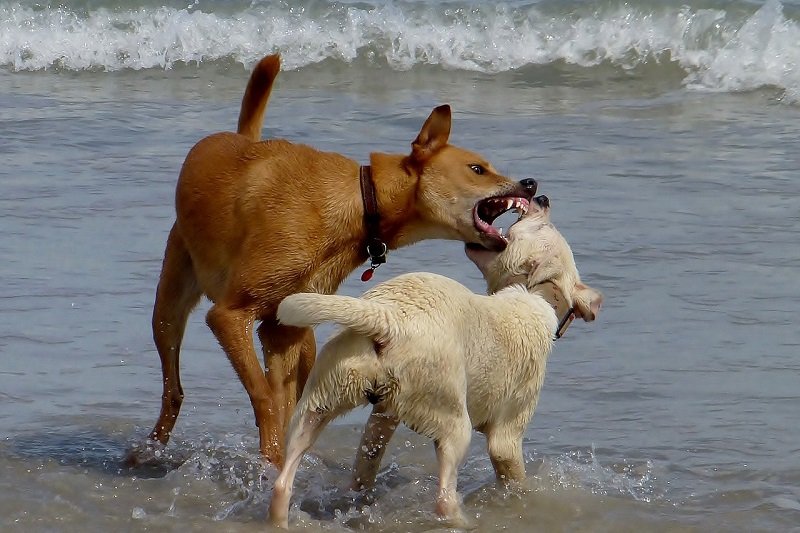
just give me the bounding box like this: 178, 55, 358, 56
469, 164, 485, 175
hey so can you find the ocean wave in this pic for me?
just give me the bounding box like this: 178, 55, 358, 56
1, 0, 799, 98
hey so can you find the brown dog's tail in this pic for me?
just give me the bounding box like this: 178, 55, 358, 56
237, 54, 281, 142
277, 293, 399, 343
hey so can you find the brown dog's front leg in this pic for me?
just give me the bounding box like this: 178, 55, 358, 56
206, 305, 283, 466
351, 403, 400, 490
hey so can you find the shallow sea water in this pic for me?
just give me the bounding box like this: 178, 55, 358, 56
3, 3, 800, 530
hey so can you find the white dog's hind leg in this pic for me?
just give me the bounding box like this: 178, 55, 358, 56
433, 413, 472, 527
351, 403, 400, 490
485, 425, 526, 483
269, 410, 332, 528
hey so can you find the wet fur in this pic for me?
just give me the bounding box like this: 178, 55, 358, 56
126, 54, 535, 467
269, 203, 602, 527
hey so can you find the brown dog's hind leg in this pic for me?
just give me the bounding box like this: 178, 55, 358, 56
295, 329, 316, 402
126, 225, 202, 466
207, 305, 283, 465
257, 321, 315, 439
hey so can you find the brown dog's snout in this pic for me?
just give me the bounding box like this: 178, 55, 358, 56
519, 178, 537, 194
534, 195, 549, 208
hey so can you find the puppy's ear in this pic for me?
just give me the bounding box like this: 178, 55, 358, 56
410, 105, 451, 162
573, 282, 603, 322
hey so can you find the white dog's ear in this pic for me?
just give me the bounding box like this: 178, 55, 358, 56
573, 282, 603, 322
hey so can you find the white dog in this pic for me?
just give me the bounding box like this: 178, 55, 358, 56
269, 195, 602, 528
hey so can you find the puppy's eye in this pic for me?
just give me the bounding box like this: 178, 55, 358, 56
469, 164, 485, 175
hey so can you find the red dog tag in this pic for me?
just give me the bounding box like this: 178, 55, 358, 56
361, 268, 374, 282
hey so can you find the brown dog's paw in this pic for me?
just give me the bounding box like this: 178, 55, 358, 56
122, 440, 184, 474
122, 440, 159, 467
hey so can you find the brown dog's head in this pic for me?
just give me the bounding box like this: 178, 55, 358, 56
467, 195, 602, 323
404, 105, 536, 251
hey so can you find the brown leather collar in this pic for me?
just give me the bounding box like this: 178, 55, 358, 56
359, 165, 387, 281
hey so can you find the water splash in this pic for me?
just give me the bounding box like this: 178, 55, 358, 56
541, 444, 664, 504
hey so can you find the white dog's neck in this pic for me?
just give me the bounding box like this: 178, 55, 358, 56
531, 281, 575, 339
530, 281, 566, 313
492, 276, 568, 316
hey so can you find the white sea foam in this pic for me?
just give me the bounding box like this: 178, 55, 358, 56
683, 0, 800, 101
1, 0, 799, 99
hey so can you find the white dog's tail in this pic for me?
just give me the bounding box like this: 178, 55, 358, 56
277, 293, 397, 341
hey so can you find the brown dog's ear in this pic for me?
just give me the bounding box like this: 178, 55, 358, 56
410, 104, 451, 163
573, 282, 603, 322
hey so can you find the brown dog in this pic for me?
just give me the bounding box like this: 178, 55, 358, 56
126, 54, 537, 467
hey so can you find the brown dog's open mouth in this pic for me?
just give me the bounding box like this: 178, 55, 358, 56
469, 196, 530, 251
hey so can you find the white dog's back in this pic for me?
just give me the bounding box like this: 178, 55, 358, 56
278, 273, 475, 437
278, 272, 558, 434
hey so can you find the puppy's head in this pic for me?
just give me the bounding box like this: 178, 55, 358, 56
466, 195, 602, 323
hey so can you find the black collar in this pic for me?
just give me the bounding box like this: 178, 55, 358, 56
359, 165, 387, 281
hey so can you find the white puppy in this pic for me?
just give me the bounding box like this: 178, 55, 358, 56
269, 195, 602, 528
